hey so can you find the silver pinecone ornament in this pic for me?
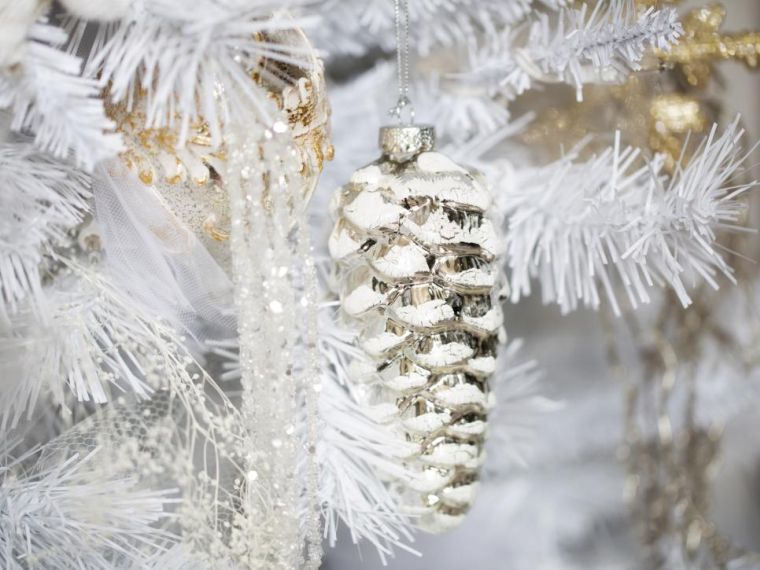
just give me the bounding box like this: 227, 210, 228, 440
329, 124, 506, 532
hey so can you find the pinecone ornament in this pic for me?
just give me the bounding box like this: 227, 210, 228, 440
329, 124, 506, 532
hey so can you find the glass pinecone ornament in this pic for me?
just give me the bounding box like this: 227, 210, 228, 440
329, 124, 506, 532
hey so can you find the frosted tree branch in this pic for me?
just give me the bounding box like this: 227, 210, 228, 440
0, 143, 90, 320
87, 0, 316, 147
1, 263, 199, 430
0, 446, 176, 570
501, 119, 756, 314
0, 22, 122, 170
458, 1, 681, 100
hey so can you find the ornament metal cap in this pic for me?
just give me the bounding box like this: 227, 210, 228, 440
379, 124, 435, 162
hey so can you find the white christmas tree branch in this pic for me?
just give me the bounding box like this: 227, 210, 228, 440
531, 2, 681, 95
0, 446, 176, 570
313, 0, 565, 56
486, 339, 562, 474
0, 142, 90, 320
0, 22, 122, 170
1, 263, 198, 430
87, 0, 316, 147
316, 305, 419, 561
501, 119, 756, 315
318, 377, 419, 562
458, 1, 681, 100
1, 258, 265, 565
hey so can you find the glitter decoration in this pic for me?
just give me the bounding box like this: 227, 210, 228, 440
225, 108, 322, 568
655, 4, 760, 88
329, 125, 506, 532
86, 23, 331, 567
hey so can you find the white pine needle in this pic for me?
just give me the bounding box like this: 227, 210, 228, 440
0, 22, 122, 170
0, 446, 176, 570
502, 119, 756, 314
87, 0, 317, 147
0, 143, 90, 320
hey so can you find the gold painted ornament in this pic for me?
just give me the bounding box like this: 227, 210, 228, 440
329, 124, 506, 532
106, 27, 332, 271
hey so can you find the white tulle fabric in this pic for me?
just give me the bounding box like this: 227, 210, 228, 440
92, 161, 236, 345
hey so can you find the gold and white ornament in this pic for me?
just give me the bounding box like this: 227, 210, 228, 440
106, 27, 332, 271
329, 124, 506, 532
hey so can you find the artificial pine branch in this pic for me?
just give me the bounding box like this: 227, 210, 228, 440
0, 446, 176, 570
85, 0, 316, 147
0, 22, 122, 170
459, 0, 681, 101
0, 142, 90, 321
501, 119, 756, 314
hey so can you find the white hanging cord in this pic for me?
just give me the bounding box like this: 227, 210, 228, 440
390, 0, 415, 124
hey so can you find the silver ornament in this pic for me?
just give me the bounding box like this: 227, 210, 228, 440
329, 124, 506, 532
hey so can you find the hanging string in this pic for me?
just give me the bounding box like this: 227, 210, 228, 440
390, 0, 414, 124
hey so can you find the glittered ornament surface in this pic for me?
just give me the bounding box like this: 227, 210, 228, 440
330, 125, 506, 532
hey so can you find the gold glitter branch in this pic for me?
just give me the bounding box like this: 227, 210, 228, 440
657, 5, 760, 88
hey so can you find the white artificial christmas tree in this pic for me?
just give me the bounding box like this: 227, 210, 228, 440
1, 1, 760, 569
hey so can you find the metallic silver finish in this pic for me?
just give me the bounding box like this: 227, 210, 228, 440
379, 125, 436, 162
330, 146, 505, 532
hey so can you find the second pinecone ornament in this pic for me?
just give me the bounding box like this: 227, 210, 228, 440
329, 121, 506, 531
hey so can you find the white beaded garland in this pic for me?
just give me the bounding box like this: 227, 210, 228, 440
226, 119, 322, 568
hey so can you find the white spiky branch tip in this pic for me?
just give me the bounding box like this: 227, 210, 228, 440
0, 22, 123, 170
502, 118, 757, 315
452, 0, 681, 101
0, 445, 177, 569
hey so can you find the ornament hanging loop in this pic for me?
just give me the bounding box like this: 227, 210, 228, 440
390, 0, 415, 124
390, 95, 415, 124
